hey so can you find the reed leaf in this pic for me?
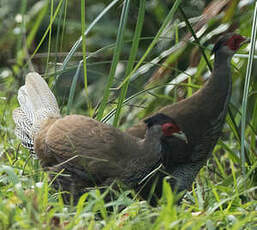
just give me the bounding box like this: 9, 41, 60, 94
96, 0, 131, 120
240, 1, 257, 175
113, 0, 145, 127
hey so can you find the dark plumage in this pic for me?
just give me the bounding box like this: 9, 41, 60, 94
128, 33, 249, 203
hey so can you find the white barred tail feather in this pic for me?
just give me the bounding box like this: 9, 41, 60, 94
12, 72, 60, 150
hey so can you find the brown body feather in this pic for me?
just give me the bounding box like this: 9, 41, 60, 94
35, 114, 162, 188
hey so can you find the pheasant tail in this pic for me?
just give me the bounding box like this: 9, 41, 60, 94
12, 72, 60, 150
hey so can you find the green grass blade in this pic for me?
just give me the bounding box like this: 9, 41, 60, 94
81, 0, 92, 115
178, 5, 212, 72
240, 1, 257, 176
117, 0, 182, 89
45, 0, 54, 76
113, 0, 145, 127
54, 0, 65, 72
96, 0, 131, 120
66, 61, 82, 114
25, 1, 48, 49
56, 0, 120, 83
227, 107, 240, 142
101, 82, 195, 123
16, 0, 27, 57
15, 1, 48, 69
60, 0, 68, 52
28, 0, 64, 61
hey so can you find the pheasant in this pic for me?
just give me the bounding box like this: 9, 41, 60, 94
12, 72, 187, 201
127, 33, 249, 202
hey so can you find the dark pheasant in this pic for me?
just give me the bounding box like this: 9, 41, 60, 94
127, 33, 249, 202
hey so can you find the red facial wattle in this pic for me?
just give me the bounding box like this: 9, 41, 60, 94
226, 35, 246, 51
162, 123, 180, 136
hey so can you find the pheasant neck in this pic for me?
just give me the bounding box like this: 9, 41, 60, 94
187, 51, 233, 163
202, 50, 232, 118
212, 51, 232, 93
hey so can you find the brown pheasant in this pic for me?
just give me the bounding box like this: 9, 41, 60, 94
12, 72, 187, 201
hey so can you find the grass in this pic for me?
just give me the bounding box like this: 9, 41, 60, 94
240, 1, 257, 177
0, 0, 257, 229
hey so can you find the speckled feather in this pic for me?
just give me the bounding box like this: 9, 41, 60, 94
12, 72, 61, 150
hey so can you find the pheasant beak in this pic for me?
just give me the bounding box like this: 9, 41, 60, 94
172, 131, 188, 143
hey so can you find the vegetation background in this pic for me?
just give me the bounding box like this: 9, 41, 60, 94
0, 0, 256, 229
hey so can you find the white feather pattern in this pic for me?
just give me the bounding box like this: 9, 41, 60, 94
12, 72, 60, 150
